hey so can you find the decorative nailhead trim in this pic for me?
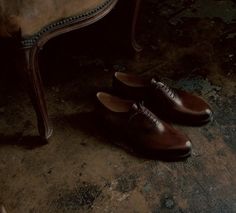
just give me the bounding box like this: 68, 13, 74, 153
22, 0, 113, 48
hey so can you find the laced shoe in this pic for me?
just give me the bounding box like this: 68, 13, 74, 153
96, 92, 192, 160
113, 72, 213, 126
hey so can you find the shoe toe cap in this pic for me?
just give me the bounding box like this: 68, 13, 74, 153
185, 140, 192, 148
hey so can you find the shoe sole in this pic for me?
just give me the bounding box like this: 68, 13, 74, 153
156, 112, 213, 127
109, 137, 192, 162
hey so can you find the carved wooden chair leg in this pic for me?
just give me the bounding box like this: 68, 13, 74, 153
114, 0, 142, 53
22, 46, 53, 140
131, 0, 142, 52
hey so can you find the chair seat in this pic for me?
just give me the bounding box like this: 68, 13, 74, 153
0, 0, 112, 38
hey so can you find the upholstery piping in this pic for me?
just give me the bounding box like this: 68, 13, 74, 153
21, 0, 113, 48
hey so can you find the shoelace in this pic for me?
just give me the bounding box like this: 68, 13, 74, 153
130, 102, 159, 126
151, 79, 176, 99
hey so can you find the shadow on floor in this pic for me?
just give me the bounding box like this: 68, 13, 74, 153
55, 111, 189, 162
0, 134, 47, 150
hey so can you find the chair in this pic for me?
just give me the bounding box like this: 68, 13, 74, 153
0, 0, 141, 140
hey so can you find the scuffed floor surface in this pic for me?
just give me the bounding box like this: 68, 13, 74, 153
0, 0, 236, 212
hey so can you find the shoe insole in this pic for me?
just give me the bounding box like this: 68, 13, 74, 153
97, 92, 134, 113
115, 72, 147, 87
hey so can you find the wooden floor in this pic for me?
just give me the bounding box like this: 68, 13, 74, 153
0, 0, 236, 212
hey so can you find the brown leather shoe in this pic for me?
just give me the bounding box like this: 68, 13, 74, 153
113, 72, 213, 126
96, 92, 192, 160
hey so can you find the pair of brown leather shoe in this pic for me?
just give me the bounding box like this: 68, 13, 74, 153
96, 72, 213, 161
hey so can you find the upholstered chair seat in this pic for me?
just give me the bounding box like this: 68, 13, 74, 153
0, 0, 141, 140
1, 0, 116, 45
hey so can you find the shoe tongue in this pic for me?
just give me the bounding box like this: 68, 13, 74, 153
131, 103, 138, 111
150, 78, 164, 87
131, 102, 145, 112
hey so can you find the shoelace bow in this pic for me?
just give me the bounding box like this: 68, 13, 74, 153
151, 79, 176, 99
130, 102, 159, 126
